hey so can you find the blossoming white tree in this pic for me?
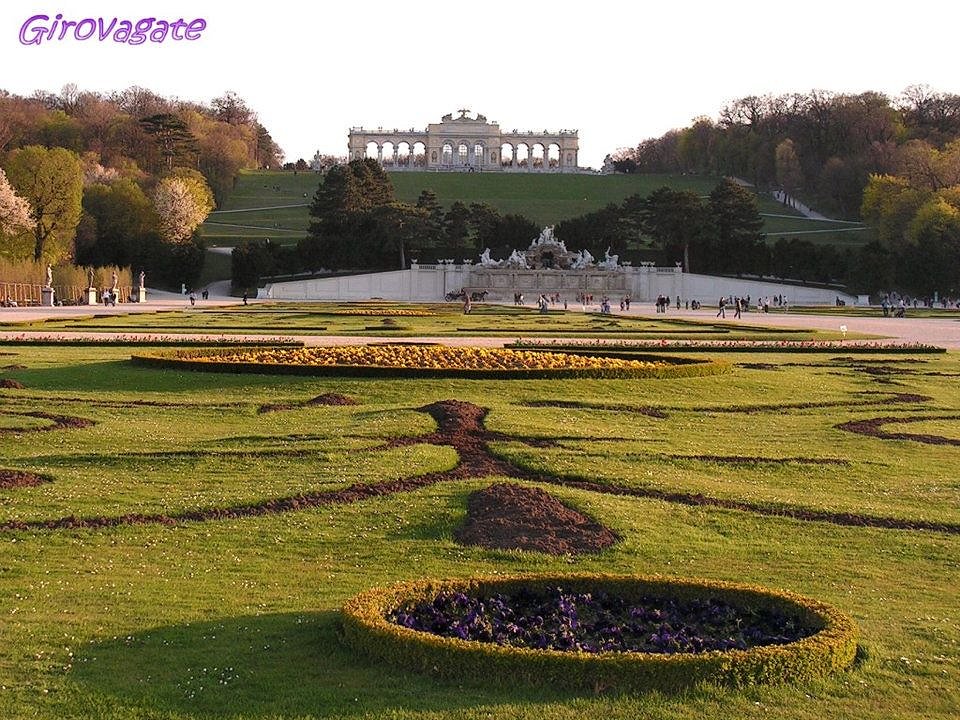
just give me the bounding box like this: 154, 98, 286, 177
0, 168, 35, 259
153, 176, 212, 243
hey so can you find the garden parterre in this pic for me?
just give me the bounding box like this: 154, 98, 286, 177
0, 327, 958, 719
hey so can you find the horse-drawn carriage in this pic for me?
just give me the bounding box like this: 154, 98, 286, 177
444, 289, 488, 302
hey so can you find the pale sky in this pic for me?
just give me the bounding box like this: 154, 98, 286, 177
2, 0, 958, 168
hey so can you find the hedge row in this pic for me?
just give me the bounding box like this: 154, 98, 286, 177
340, 573, 859, 693
507, 342, 946, 354
130, 352, 730, 380
0, 338, 304, 347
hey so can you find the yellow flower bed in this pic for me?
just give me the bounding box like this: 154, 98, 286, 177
178, 345, 665, 371
328, 309, 436, 317
131, 345, 729, 379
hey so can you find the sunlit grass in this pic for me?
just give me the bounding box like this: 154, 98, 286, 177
0, 337, 957, 719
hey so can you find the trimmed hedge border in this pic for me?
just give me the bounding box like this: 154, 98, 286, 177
0, 338, 304, 347
507, 341, 946, 354
129, 349, 730, 381
341, 573, 859, 693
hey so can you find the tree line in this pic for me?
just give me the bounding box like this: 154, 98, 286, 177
612, 86, 960, 219
0, 85, 282, 288
610, 86, 960, 296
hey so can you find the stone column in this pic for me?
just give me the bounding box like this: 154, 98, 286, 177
377, 145, 383, 164
393, 147, 399, 166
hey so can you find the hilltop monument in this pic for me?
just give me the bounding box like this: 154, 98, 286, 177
348, 109, 579, 172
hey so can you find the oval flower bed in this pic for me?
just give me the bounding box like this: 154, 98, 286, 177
341, 574, 858, 692
131, 345, 727, 379
327, 309, 436, 317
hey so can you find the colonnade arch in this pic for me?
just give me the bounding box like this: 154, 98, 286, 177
348, 111, 579, 172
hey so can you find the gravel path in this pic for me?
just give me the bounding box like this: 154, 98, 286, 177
1, 300, 958, 348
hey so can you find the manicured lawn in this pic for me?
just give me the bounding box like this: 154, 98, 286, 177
201, 170, 864, 250
0, 313, 957, 719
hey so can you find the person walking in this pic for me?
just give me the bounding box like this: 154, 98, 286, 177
716, 296, 726, 318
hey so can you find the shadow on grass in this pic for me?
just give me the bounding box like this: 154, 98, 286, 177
8, 360, 348, 395
70, 611, 579, 717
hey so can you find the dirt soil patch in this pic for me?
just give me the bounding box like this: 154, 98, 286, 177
455, 482, 617, 555
0, 410, 95, 435
0, 469, 51, 489
259, 393, 359, 414
836, 414, 960, 446
0, 379, 25, 389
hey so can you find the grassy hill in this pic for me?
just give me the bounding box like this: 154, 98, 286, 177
200, 170, 869, 249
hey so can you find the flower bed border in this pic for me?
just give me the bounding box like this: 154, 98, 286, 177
507, 340, 945, 354
0, 336, 304, 347
341, 573, 858, 693
130, 349, 729, 380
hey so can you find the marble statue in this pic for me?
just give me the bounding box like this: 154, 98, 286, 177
597, 247, 620, 270
111, 270, 118, 290
138, 271, 145, 288
45, 264, 53, 287
504, 250, 529, 269
479, 248, 503, 268
570, 249, 595, 269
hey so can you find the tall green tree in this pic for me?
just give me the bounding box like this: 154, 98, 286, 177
415, 189, 445, 248
140, 114, 199, 171
443, 201, 470, 249
76, 179, 158, 267
707, 179, 765, 273
303, 159, 396, 270
4, 145, 83, 262
368, 202, 429, 269
639, 187, 706, 271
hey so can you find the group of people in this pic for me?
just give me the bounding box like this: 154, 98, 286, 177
880, 296, 907, 318
653, 294, 676, 313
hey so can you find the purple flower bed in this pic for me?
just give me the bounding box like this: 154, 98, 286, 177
387, 586, 814, 654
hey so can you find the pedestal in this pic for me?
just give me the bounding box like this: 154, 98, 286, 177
133, 286, 147, 303
41, 287, 55, 307
85, 287, 98, 305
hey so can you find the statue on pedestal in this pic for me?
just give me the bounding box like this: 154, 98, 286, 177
138, 271, 145, 288
88, 268, 95, 289
45, 264, 53, 288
